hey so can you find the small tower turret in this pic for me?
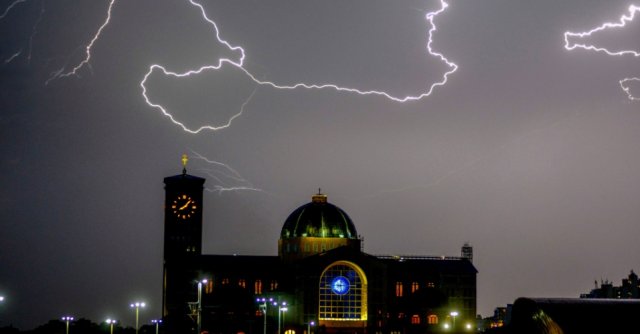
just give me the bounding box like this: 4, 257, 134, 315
461, 242, 473, 262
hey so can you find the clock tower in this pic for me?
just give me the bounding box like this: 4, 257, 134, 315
162, 155, 205, 324
163, 154, 205, 259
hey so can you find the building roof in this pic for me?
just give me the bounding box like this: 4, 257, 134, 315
378, 255, 478, 274
164, 172, 206, 184
280, 193, 358, 239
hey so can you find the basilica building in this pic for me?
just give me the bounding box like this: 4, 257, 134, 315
162, 161, 477, 334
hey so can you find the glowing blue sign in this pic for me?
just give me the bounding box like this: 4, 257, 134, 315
331, 276, 350, 295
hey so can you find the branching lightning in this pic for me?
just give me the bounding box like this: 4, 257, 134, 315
45, 0, 116, 84
564, 4, 640, 101
141, 0, 458, 133
189, 150, 265, 195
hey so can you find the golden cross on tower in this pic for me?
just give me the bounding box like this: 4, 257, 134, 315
181, 154, 188, 175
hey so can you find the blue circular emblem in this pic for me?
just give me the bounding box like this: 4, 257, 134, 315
331, 276, 350, 295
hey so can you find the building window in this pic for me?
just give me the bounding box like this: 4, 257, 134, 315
239, 279, 246, 288
427, 282, 435, 288
270, 280, 278, 291
221, 278, 229, 285
255, 280, 263, 295
411, 314, 421, 324
395, 282, 403, 297
318, 261, 368, 321
205, 280, 214, 294
428, 314, 438, 324
411, 282, 419, 293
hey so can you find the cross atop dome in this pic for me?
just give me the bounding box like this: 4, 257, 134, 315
181, 154, 188, 175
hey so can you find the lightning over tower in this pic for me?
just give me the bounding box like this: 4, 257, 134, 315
140, 0, 458, 133
45, 0, 116, 84
189, 150, 265, 195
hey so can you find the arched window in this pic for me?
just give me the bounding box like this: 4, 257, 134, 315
411, 314, 420, 324
254, 280, 263, 295
319, 261, 368, 321
395, 282, 403, 297
428, 314, 438, 324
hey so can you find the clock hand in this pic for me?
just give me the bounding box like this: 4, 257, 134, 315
179, 200, 191, 210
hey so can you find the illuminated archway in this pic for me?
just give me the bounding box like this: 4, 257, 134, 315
318, 261, 368, 321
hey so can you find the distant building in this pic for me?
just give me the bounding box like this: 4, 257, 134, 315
161, 158, 478, 334
490, 298, 640, 334
580, 270, 639, 299
480, 307, 507, 330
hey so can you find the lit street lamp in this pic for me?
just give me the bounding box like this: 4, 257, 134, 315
105, 319, 117, 334
450, 311, 459, 330
151, 319, 162, 334
256, 297, 273, 334
61, 316, 74, 334
130, 302, 146, 334
307, 320, 315, 334
274, 301, 287, 334
196, 279, 208, 334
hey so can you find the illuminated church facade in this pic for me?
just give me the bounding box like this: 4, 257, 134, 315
162, 162, 477, 334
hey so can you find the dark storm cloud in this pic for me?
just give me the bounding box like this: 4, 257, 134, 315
1, 0, 640, 330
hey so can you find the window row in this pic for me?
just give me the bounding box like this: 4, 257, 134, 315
394, 281, 437, 297
203, 278, 279, 295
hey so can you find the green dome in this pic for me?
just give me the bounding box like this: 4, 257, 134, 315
280, 194, 357, 239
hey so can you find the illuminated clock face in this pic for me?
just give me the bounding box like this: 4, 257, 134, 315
171, 194, 197, 220
331, 276, 350, 295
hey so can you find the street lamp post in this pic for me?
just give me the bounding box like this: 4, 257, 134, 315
256, 297, 273, 334
450, 311, 459, 330
275, 302, 287, 334
105, 319, 117, 334
307, 320, 315, 334
61, 316, 74, 334
197, 279, 208, 334
130, 302, 146, 334
151, 319, 162, 334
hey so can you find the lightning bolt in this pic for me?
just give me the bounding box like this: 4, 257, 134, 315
189, 150, 266, 195
620, 77, 640, 100
4, 50, 22, 64
45, 0, 116, 84
26, 0, 44, 64
0, 0, 27, 20
141, 0, 458, 133
564, 4, 640, 101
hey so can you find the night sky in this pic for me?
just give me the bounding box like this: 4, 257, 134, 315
2, 0, 640, 330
